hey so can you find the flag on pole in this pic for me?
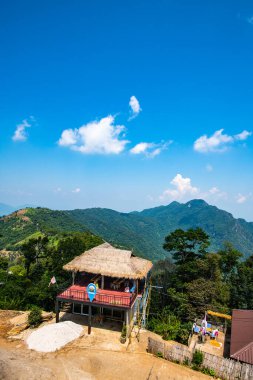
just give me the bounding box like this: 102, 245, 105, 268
48, 276, 56, 287
202, 311, 207, 329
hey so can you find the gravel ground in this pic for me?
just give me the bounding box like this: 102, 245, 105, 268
26, 321, 83, 352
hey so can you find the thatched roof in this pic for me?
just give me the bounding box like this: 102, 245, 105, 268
63, 243, 153, 279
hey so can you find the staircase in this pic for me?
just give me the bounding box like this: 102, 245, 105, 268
61, 302, 72, 313
130, 284, 152, 341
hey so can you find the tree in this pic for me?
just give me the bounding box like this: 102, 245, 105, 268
21, 236, 49, 275
0, 257, 8, 271
218, 242, 242, 281
229, 254, 253, 310
163, 228, 210, 264
148, 308, 181, 340
186, 278, 230, 320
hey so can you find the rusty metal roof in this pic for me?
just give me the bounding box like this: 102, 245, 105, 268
231, 341, 253, 364
230, 309, 253, 364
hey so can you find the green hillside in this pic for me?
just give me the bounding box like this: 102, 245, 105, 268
0, 207, 88, 250
1, 200, 253, 260
66, 208, 162, 259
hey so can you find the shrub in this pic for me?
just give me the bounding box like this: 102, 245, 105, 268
191, 364, 200, 371
201, 367, 216, 377
192, 350, 203, 367
148, 310, 181, 341
0, 257, 8, 271
120, 323, 127, 344
177, 322, 192, 345
121, 323, 127, 338
8, 265, 26, 277
28, 306, 42, 327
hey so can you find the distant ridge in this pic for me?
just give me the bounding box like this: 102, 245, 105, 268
66, 199, 253, 260
1, 200, 253, 261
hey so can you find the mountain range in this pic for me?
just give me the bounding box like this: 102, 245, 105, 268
1, 200, 253, 261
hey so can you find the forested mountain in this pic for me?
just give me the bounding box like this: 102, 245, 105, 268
1, 200, 253, 260
67, 200, 253, 260
67, 207, 161, 259
0, 208, 87, 250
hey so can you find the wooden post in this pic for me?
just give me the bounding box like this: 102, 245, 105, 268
55, 300, 60, 323
101, 275, 104, 289
72, 271, 75, 285
88, 305, 92, 334
125, 310, 129, 336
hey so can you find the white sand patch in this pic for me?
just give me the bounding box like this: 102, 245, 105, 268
26, 321, 83, 352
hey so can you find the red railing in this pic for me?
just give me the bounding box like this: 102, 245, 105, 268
57, 287, 136, 308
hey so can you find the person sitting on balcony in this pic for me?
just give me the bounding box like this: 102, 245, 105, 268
124, 286, 130, 292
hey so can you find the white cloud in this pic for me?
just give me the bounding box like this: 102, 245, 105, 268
149, 147, 163, 158
207, 187, 227, 199
130, 141, 171, 158
206, 164, 213, 172
58, 129, 78, 146
209, 187, 219, 195
58, 115, 129, 155
12, 116, 35, 142
194, 129, 233, 153
234, 130, 252, 141
130, 142, 152, 154
160, 174, 199, 201
72, 188, 81, 193
54, 187, 62, 193
129, 96, 142, 120
236, 193, 252, 204
236, 194, 247, 204
194, 129, 251, 153
155, 177, 228, 205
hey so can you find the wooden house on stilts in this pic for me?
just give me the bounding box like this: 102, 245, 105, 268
56, 243, 153, 335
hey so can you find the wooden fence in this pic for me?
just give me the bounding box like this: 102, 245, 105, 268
147, 337, 253, 380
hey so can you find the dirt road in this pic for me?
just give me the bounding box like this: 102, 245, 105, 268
0, 311, 211, 380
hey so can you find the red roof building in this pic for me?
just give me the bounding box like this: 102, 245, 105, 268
230, 309, 253, 364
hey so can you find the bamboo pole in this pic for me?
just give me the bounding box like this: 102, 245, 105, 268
88, 305, 92, 334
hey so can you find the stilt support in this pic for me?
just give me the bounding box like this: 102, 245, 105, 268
125, 309, 130, 336
55, 300, 60, 323
88, 305, 92, 334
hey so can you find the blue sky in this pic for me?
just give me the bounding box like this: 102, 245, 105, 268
1, 0, 253, 220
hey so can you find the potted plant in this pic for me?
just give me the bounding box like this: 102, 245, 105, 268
120, 323, 127, 344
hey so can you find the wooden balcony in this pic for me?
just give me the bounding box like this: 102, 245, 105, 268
57, 285, 137, 309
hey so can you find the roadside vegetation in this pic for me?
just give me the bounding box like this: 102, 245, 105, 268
148, 227, 253, 343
